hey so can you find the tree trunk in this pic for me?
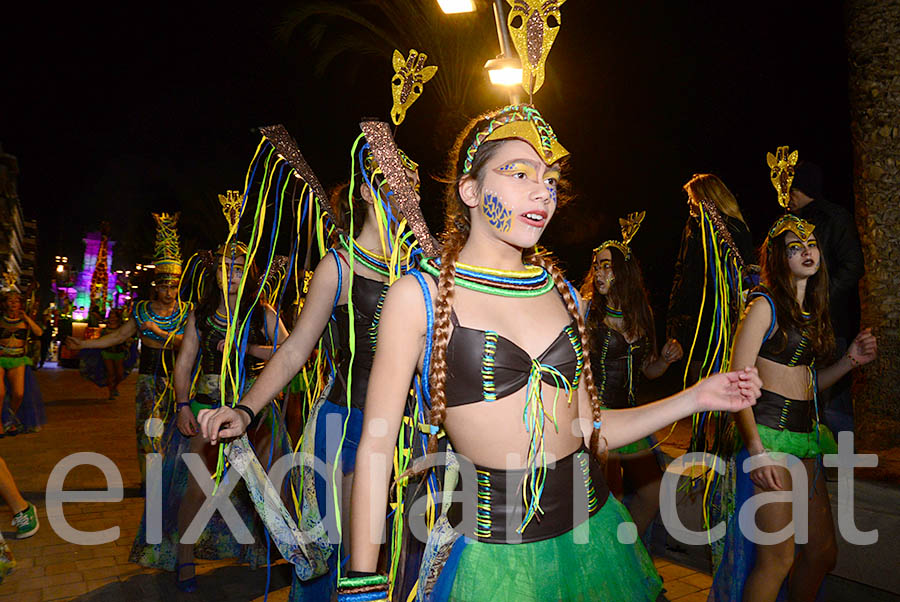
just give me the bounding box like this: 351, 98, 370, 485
846, 0, 900, 449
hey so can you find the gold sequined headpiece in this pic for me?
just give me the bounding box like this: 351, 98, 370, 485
216, 190, 250, 257
765, 146, 815, 246
506, 0, 567, 95
151, 212, 183, 284
390, 49, 437, 126
463, 105, 568, 174
594, 211, 645, 260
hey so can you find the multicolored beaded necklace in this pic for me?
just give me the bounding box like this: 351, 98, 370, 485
419, 257, 554, 297
134, 300, 188, 342
339, 237, 391, 277
605, 305, 623, 320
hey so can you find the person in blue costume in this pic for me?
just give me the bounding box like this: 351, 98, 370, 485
710, 214, 877, 602
342, 105, 761, 602
68, 213, 189, 485
77, 308, 138, 399
129, 241, 291, 593
582, 214, 683, 539
0, 291, 44, 436
197, 154, 423, 601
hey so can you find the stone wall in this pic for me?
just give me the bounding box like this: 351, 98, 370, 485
846, 0, 900, 449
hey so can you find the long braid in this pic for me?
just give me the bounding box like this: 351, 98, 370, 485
528, 250, 608, 463
425, 226, 467, 454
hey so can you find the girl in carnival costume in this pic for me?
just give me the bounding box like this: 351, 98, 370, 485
582, 212, 683, 538
709, 148, 877, 601
68, 213, 189, 485
0, 290, 44, 435
77, 307, 138, 399
198, 124, 429, 601
129, 226, 291, 592
344, 105, 761, 601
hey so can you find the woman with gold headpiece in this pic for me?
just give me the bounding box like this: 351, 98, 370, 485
581, 211, 683, 539
67, 213, 189, 486
709, 148, 877, 601
129, 212, 291, 591
327, 105, 762, 601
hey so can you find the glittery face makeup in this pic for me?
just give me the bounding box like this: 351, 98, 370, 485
784, 233, 820, 278
481, 190, 513, 233
595, 248, 614, 294
217, 255, 246, 294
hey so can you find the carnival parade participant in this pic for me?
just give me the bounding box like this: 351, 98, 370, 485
67, 213, 189, 484
129, 227, 291, 592
336, 105, 760, 601
77, 308, 137, 400
709, 151, 877, 602
667, 174, 755, 385
0, 290, 45, 436
582, 212, 683, 538
197, 145, 423, 600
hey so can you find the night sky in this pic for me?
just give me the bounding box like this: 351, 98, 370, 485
3, 1, 853, 314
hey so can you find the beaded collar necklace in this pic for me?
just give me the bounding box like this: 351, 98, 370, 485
340, 237, 391, 277
605, 305, 623, 320
420, 257, 554, 297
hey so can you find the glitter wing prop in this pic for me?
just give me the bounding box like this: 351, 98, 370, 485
258, 125, 341, 237
360, 120, 440, 256
390, 49, 438, 126
506, 0, 567, 95
766, 145, 798, 210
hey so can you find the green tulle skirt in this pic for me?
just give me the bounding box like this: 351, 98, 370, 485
755, 423, 837, 458
0, 356, 31, 369
448, 495, 663, 601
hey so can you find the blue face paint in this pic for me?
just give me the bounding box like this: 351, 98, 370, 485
481, 190, 512, 233
549, 186, 557, 204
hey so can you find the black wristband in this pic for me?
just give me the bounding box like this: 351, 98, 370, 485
233, 404, 255, 425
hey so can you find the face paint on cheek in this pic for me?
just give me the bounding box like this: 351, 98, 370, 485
786, 244, 803, 260
481, 190, 513, 233
549, 187, 557, 205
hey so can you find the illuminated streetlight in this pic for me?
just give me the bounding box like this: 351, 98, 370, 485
437, 0, 476, 13
56, 264, 64, 273
145, 264, 156, 269
485, 57, 523, 86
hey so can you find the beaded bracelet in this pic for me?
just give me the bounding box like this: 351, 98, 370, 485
847, 353, 861, 369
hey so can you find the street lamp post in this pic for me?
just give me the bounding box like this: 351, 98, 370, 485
438, 0, 523, 103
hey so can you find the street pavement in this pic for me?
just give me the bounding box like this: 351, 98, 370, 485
0, 365, 720, 601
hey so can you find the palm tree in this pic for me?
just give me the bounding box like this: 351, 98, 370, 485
277, 0, 496, 118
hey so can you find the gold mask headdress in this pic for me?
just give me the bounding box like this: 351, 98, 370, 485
765, 146, 815, 245
217, 190, 250, 257
390, 49, 438, 126
506, 0, 567, 95
594, 211, 645, 260
463, 104, 568, 174
151, 212, 183, 284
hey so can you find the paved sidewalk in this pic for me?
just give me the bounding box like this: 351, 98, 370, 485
0, 365, 712, 601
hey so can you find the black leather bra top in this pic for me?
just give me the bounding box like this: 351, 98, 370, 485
196, 312, 267, 377
751, 290, 815, 367
0, 323, 27, 340
326, 272, 390, 410
591, 324, 648, 409
444, 305, 583, 407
